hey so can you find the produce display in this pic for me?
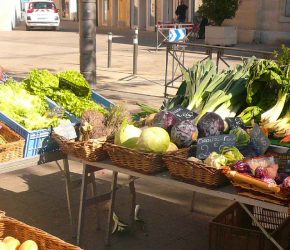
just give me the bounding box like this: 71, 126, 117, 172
132, 55, 290, 199
58, 70, 92, 97
0, 236, 38, 250
0, 81, 63, 130
24, 69, 107, 117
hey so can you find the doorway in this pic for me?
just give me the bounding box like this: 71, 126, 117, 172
163, 0, 173, 23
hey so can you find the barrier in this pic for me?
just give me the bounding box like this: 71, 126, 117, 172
155, 22, 199, 50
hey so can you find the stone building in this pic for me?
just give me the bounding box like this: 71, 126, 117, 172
224, 0, 290, 44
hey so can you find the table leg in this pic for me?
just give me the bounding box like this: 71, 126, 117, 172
239, 203, 284, 250
88, 171, 101, 230
129, 177, 136, 228
62, 158, 75, 237
105, 171, 118, 246
190, 192, 196, 212
76, 164, 89, 246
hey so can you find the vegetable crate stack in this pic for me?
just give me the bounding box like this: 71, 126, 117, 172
0, 70, 110, 159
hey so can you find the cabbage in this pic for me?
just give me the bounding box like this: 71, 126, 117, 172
171, 120, 198, 148
255, 166, 267, 179
204, 152, 227, 169
197, 112, 224, 138
166, 142, 178, 152
283, 176, 290, 188
152, 111, 178, 132
234, 161, 251, 174
221, 147, 244, 165
114, 121, 142, 148
136, 127, 170, 153
229, 128, 250, 147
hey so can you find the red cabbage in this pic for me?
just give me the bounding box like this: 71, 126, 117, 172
234, 161, 251, 174
171, 120, 198, 148
255, 166, 267, 179
282, 176, 290, 188
197, 112, 224, 138
275, 173, 288, 185
152, 111, 178, 132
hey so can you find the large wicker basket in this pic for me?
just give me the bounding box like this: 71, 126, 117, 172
52, 132, 108, 162
163, 148, 228, 188
0, 212, 82, 250
225, 170, 290, 207
0, 122, 25, 163
104, 143, 190, 174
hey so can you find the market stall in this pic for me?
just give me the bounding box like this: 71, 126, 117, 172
0, 49, 290, 250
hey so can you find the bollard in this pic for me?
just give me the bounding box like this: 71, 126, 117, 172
134, 27, 138, 36
133, 33, 138, 75
107, 32, 112, 68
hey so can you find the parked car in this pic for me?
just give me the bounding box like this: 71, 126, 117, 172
25, 0, 60, 31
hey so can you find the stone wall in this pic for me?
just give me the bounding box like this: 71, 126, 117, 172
224, 0, 290, 44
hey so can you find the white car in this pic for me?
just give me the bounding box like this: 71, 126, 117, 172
25, 0, 60, 31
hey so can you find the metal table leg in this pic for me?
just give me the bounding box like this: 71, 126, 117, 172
76, 163, 89, 246
190, 192, 196, 212
129, 176, 136, 228
62, 158, 75, 237
239, 202, 284, 250
105, 171, 118, 246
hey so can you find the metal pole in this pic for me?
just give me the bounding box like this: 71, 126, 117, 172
164, 45, 169, 98
133, 31, 138, 75
79, 0, 96, 87
107, 32, 112, 68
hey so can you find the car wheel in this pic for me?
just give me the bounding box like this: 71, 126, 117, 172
25, 25, 31, 31
52, 26, 60, 31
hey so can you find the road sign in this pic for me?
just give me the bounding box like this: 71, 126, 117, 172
168, 28, 186, 42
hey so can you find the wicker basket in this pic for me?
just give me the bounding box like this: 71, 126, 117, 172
163, 148, 228, 188
209, 202, 290, 250
52, 132, 108, 162
225, 170, 290, 206
0, 122, 25, 163
104, 143, 190, 174
0, 212, 82, 250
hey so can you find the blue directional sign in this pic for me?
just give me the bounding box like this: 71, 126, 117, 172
168, 28, 186, 42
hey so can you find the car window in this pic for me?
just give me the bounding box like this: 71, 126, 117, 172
32, 2, 55, 9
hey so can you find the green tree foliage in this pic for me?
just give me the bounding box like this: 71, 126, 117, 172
198, 0, 240, 26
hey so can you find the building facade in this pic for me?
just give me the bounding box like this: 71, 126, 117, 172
224, 0, 290, 44
0, 0, 22, 31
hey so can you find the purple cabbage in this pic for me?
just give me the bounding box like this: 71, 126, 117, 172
262, 177, 276, 185
275, 173, 289, 185
234, 161, 251, 174
171, 120, 199, 148
152, 111, 178, 132
283, 176, 290, 188
197, 112, 224, 138
255, 166, 267, 179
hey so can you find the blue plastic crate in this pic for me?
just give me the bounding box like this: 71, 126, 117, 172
0, 99, 78, 158
47, 90, 114, 123
92, 91, 114, 108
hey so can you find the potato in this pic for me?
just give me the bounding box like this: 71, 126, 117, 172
19, 240, 38, 250
3, 237, 20, 250
0, 241, 7, 250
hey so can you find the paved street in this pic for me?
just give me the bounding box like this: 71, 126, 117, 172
0, 20, 280, 250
